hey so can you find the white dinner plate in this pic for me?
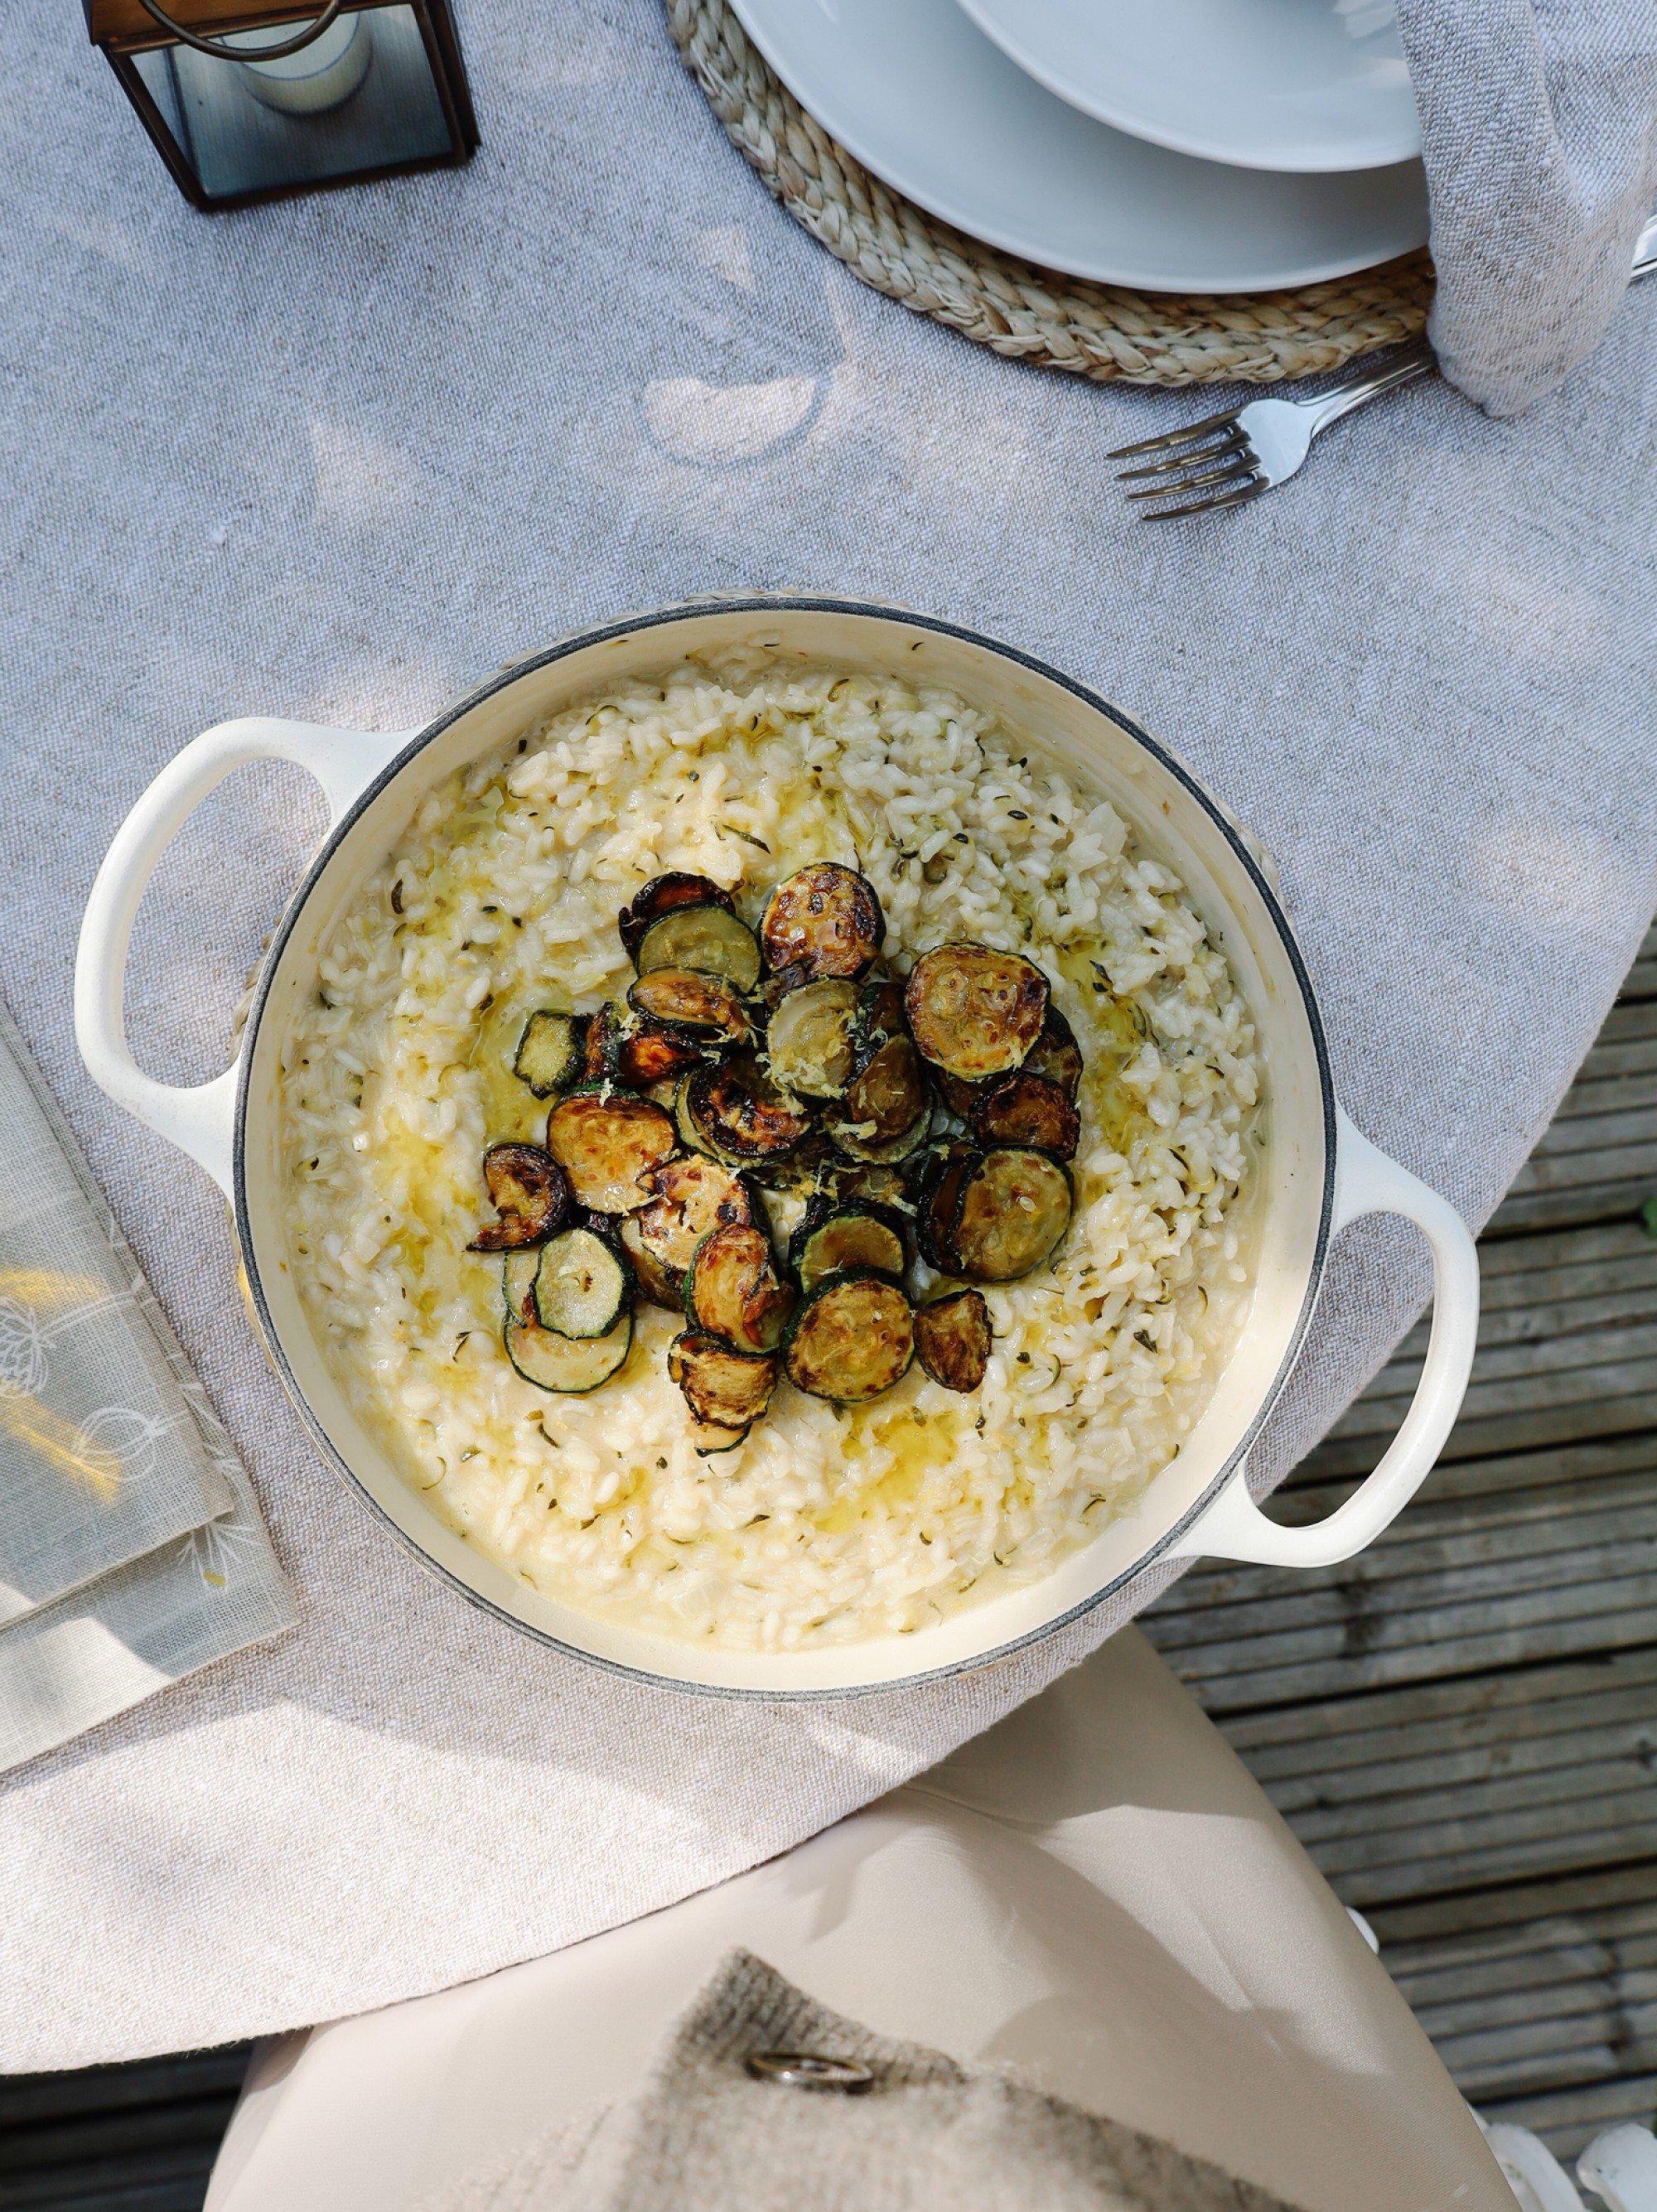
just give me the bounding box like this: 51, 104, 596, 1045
954, 0, 1421, 174
727, 0, 1427, 294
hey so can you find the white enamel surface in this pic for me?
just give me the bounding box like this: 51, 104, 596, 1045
80, 602, 1478, 1693
74, 717, 413, 1197
1169, 1111, 1479, 1567
954, 0, 1421, 174
727, 0, 1427, 292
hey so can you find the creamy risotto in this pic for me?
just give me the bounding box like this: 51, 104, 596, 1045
280, 653, 1261, 1651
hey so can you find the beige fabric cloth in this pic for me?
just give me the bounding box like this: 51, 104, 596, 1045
205, 1632, 1512, 2212
0, 998, 295, 1770
424, 1949, 1306, 2212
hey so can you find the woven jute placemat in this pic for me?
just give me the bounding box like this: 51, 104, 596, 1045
667, 0, 1432, 387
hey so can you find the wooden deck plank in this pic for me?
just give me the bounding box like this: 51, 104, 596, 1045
1143, 920, 1657, 2155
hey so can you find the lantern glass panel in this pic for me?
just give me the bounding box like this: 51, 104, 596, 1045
127, 7, 460, 205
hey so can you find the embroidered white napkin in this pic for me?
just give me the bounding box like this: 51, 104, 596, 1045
1396, 0, 1657, 413
0, 997, 296, 1770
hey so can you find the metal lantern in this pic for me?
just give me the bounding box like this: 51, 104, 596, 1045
84, 1, 479, 211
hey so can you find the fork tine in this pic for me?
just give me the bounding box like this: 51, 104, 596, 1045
1116, 426, 1244, 481
1127, 452, 1256, 501
1138, 476, 1271, 522
1106, 403, 1244, 460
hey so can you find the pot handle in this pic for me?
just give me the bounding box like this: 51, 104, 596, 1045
75, 717, 414, 1199
1170, 1108, 1479, 1568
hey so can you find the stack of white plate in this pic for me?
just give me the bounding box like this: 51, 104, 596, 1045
729, 0, 1425, 293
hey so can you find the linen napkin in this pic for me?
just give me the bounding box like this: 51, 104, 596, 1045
0, 996, 296, 1770
1395, 0, 1657, 413
425, 1951, 1306, 2212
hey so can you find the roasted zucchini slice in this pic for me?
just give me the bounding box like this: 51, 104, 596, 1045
790, 1205, 906, 1294
617, 1215, 682, 1311
852, 968, 906, 1058
968, 1070, 1081, 1160
953, 1148, 1072, 1281
582, 1002, 629, 1082
684, 1055, 813, 1163
618, 872, 734, 960
468, 1142, 569, 1251
759, 863, 884, 980
505, 1308, 632, 1394
785, 1273, 914, 1403
512, 1010, 585, 1099
532, 1226, 630, 1340
904, 945, 1049, 1080
683, 1224, 795, 1353
634, 1154, 760, 1277
627, 968, 751, 1042
829, 1036, 931, 1162
913, 1141, 978, 1273
913, 1288, 992, 1393
635, 904, 762, 993
545, 1091, 678, 1211
616, 1017, 708, 1089
764, 978, 859, 1099
502, 1248, 540, 1327
667, 1330, 780, 1431
934, 1067, 988, 1122
837, 1162, 914, 1215
1023, 1003, 1085, 1101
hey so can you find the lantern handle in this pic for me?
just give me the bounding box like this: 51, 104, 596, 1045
132, 0, 345, 62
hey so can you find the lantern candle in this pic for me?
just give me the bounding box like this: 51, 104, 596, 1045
223, 12, 372, 116
84, 1, 478, 210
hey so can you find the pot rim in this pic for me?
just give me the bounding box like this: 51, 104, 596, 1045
234, 596, 1337, 1699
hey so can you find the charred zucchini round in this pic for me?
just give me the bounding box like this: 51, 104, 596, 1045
581, 1002, 629, 1082
684, 1055, 813, 1163
790, 1206, 906, 1294
785, 1273, 914, 1403
502, 1248, 540, 1327
618, 872, 733, 959
468, 1142, 569, 1251
764, 978, 859, 1099
852, 969, 906, 1058
545, 1091, 678, 1212
634, 1154, 760, 1277
616, 1017, 708, 1090
760, 863, 884, 981
913, 1289, 992, 1393
627, 968, 751, 1043
512, 1010, 585, 1099
968, 1070, 1081, 1161
1023, 1003, 1084, 1101
505, 1308, 633, 1394
618, 1215, 683, 1311
668, 1330, 780, 1432
635, 904, 762, 993
953, 1148, 1072, 1282
684, 1223, 795, 1353
533, 1226, 630, 1340
904, 945, 1049, 1081
915, 1142, 977, 1273
830, 1034, 931, 1162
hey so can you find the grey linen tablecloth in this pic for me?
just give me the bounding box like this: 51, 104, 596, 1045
1, 2, 1654, 2069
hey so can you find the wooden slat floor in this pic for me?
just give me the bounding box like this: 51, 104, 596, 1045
7, 924, 1656, 2206
1142, 920, 1657, 2165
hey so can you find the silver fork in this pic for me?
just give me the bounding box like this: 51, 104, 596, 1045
1109, 212, 1657, 519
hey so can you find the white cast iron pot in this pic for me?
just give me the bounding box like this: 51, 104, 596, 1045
75, 599, 1479, 1697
